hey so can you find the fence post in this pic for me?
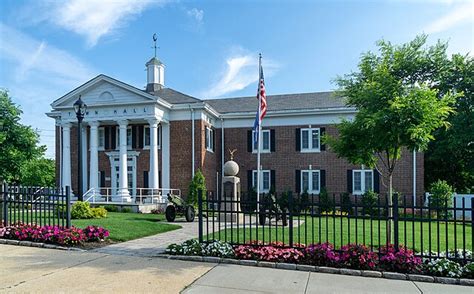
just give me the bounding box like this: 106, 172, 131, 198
2, 182, 8, 226
198, 189, 203, 243
393, 193, 399, 249
65, 186, 71, 228
288, 191, 294, 247
471, 198, 474, 254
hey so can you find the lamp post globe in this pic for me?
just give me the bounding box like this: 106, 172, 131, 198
73, 96, 87, 200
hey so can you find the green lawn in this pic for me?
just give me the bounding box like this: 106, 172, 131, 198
72, 212, 181, 242
5, 210, 181, 242
204, 215, 472, 253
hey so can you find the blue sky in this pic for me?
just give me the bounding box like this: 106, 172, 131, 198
0, 0, 472, 158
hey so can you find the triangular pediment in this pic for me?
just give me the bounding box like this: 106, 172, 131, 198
51, 75, 169, 109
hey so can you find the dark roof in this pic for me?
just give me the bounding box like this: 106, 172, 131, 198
204, 91, 346, 113
153, 88, 201, 104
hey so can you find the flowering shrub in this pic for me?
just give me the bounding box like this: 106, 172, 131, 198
304, 243, 339, 266
83, 226, 110, 242
424, 258, 463, 278
204, 240, 234, 258
463, 263, 473, 279
339, 244, 378, 270
234, 241, 304, 263
378, 245, 421, 273
166, 239, 234, 257
1, 223, 109, 246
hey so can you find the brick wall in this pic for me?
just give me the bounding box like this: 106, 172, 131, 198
221, 124, 424, 204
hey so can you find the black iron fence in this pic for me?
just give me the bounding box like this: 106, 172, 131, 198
198, 190, 473, 263
1, 183, 71, 228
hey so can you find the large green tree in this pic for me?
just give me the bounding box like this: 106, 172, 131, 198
19, 158, 56, 187
0, 90, 48, 183
326, 36, 456, 243
425, 54, 474, 193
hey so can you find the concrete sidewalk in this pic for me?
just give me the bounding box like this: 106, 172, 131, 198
1, 244, 472, 293
0, 244, 213, 293
184, 264, 473, 294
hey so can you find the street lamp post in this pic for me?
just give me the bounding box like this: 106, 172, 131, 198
73, 96, 87, 201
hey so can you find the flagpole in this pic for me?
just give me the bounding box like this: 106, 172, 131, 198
256, 54, 262, 215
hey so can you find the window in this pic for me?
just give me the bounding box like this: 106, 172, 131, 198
205, 127, 214, 152
252, 130, 270, 152
301, 128, 320, 152
301, 170, 320, 194
252, 170, 271, 193
116, 127, 133, 149
353, 170, 374, 194
143, 125, 160, 149
98, 127, 105, 150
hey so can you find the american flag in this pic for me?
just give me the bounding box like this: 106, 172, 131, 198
253, 61, 267, 145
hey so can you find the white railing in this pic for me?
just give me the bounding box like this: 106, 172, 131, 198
83, 187, 181, 204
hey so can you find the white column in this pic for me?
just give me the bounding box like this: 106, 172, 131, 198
81, 125, 88, 194
116, 120, 131, 202
161, 122, 170, 190
62, 123, 72, 195
148, 119, 160, 192
89, 122, 100, 196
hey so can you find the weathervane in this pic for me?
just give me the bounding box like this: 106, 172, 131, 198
152, 33, 159, 58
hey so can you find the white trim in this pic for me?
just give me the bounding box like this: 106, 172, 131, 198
352, 169, 374, 195
51, 74, 172, 109
301, 170, 321, 194
300, 128, 320, 152
252, 170, 271, 193
98, 127, 105, 151
252, 129, 271, 153
205, 126, 215, 152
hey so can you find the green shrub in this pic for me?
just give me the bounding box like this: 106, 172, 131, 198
91, 207, 107, 218
340, 192, 353, 215
103, 205, 119, 212
361, 190, 378, 216
463, 263, 474, 279
429, 180, 453, 219
319, 187, 333, 213
121, 207, 132, 213
188, 170, 207, 207
71, 201, 93, 219
299, 190, 310, 213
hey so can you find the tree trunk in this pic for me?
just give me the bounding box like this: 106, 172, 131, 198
387, 173, 393, 244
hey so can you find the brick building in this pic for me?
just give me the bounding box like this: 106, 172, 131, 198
47, 55, 423, 204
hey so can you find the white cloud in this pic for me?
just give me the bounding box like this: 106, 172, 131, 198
202, 53, 279, 98
0, 23, 97, 158
187, 8, 204, 24
423, 2, 473, 34
19, 0, 163, 47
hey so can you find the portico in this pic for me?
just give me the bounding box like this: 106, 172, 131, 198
50, 73, 172, 203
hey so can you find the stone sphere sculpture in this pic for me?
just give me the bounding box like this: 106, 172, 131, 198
224, 160, 239, 176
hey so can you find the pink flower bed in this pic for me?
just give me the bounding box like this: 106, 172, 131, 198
0, 223, 109, 246
379, 244, 422, 273
235, 241, 305, 263
233, 241, 422, 273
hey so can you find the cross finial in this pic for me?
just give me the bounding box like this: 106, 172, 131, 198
152, 33, 158, 58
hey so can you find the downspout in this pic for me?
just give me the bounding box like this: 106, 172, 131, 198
190, 106, 195, 177
221, 118, 225, 200
413, 149, 416, 206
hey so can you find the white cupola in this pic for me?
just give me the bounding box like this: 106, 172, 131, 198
145, 57, 165, 93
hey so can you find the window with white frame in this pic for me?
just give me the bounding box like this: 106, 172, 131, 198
143, 125, 160, 149
353, 170, 374, 194
205, 127, 214, 152
252, 130, 270, 152
252, 170, 271, 193
301, 170, 320, 194
301, 128, 320, 152
116, 127, 133, 149
98, 127, 105, 150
